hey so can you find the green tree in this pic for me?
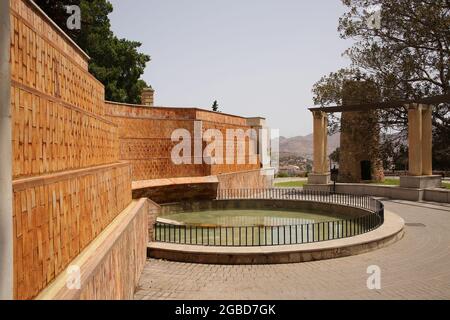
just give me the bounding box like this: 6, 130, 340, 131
330, 147, 340, 164
34, 0, 150, 104
313, 0, 450, 169
212, 100, 219, 112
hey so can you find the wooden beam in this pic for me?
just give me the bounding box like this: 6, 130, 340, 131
309, 93, 450, 113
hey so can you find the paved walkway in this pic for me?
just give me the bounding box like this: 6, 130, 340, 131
135, 200, 450, 300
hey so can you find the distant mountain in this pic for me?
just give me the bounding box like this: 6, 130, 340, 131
277, 133, 340, 159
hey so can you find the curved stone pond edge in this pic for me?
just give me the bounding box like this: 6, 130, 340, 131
147, 211, 404, 264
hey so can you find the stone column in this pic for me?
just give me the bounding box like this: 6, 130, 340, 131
313, 111, 328, 174
246, 117, 275, 180
246, 117, 266, 167
407, 104, 423, 176
308, 111, 330, 185
421, 105, 433, 176
401, 104, 441, 189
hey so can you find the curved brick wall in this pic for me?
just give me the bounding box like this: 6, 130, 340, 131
106, 102, 261, 181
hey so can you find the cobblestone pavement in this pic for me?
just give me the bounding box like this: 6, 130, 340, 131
135, 200, 450, 300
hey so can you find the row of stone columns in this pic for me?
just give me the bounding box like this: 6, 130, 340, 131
308, 104, 436, 186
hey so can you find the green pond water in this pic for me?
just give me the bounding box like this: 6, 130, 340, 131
157, 209, 371, 245
163, 209, 347, 227
157, 208, 376, 245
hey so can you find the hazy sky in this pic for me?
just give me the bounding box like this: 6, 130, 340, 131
108, 0, 353, 137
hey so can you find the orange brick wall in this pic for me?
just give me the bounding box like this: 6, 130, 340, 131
195, 109, 248, 126
9, 0, 132, 300
10, 0, 119, 180
216, 168, 274, 190
106, 102, 197, 119
11, 86, 119, 178
77, 198, 149, 300
202, 121, 259, 175
7, 0, 265, 300
10, 0, 104, 115
13, 163, 132, 299
106, 102, 261, 181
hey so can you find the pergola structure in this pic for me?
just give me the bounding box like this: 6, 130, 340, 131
307, 93, 450, 189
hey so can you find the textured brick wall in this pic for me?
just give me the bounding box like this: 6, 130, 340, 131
10, 0, 119, 180
10, 0, 104, 114
9, 0, 132, 300
106, 102, 261, 181
35, 198, 152, 300
106, 102, 197, 119
195, 109, 249, 126
7, 0, 266, 299
78, 199, 149, 300
13, 163, 132, 299
11, 86, 119, 178
203, 121, 259, 175
217, 169, 274, 190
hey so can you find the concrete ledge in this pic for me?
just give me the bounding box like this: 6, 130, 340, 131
424, 188, 450, 203
132, 176, 219, 190
307, 173, 331, 185
304, 184, 333, 192
305, 183, 449, 203
13, 162, 130, 191
148, 211, 404, 264
305, 183, 425, 201
400, 175, 442, 189
132, 176, 219, 204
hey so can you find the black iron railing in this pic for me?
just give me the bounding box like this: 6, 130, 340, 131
154, 189, 384, 247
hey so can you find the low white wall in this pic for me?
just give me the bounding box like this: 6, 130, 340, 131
424, 189, 450, 203
305, 183, 450, 203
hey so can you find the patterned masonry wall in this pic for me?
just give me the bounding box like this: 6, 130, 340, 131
9, 0, 131, 299
78, 199, 149, 300
216, 169, 274, 190
8, 0, 266, 299
106, 102, 261, 181
10, 0, 119, 179
202, 120, 261, 175
13, 164, 132, 299
11, 87, 119, 178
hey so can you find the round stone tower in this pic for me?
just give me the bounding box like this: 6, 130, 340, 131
338, 80, 384, 182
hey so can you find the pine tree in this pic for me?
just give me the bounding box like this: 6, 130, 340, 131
212, 100, 219, 112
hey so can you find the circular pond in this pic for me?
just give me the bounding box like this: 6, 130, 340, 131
162, 208, 347, 227
148, 194, 404, 265
155, 199, 384, 247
